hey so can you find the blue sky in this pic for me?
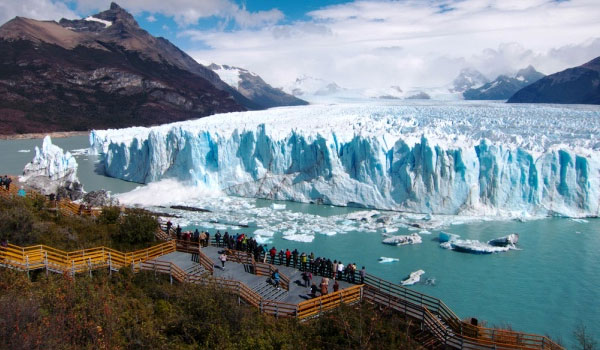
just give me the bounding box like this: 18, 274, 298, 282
2, 0, 600, 90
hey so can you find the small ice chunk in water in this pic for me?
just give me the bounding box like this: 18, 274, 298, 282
270, 203, 286, 210
254, 235, 272, 244
401, 270, 425, 286
282, 234, 314, 243
253, 229, 275, 237
378, 257, 399, 263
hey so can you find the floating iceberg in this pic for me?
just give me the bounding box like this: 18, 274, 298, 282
90, 102, 600, 218
382, 233, 422, 246
378, 257, 399, 263
441, 239, 512, 254
487, 233, 519, 247
402, 270, 425, 285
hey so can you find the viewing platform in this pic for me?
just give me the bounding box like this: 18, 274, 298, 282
0, 189, 564, 350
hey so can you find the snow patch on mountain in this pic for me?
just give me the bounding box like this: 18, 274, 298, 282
84, 16, 112, 28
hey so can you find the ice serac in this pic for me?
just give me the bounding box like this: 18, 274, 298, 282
90, 103, 600, 218
21, 135, 83, 197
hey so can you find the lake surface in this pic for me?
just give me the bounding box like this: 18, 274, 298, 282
1, 134, 598, 346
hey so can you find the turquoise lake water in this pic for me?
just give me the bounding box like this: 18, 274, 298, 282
1, 135, 598, 346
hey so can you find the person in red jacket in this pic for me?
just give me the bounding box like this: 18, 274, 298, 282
269, 247, 277, 264
285, 249, 291, 266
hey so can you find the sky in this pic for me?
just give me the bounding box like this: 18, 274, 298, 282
2, 0, 600, 90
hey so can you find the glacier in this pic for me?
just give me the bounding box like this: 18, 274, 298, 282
20, 136, 81, 196
90, 101, 600, 218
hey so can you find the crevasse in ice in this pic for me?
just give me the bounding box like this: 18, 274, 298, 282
89, 102, 600, 217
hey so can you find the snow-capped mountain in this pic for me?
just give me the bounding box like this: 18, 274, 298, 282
90, 102, 600, 218
285, 75, 344, 97
463, 66, 545, 100
450, 68, 489, 93
208, 64, 307, 109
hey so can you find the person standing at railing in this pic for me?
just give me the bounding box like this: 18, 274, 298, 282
332, 260, 338, 279
300, 252, 307, 271
333, 279, 339, 292
285, 249, 291, 266
278, 250, 284, 265
359, 266, 366, 284
176, 225, 182, 240
292, 249, 298, 268
205, 232, 210, 248
215, 230, 221, 247
269, 247, 277, 264
261, 245, 267, 263
219, 253, 227, 270
193, 229, 200, 243
337, 262, 345, 281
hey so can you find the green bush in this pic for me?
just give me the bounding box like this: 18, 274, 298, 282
112, 208, 158, 247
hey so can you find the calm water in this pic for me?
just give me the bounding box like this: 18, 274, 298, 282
1, 135, 598, 346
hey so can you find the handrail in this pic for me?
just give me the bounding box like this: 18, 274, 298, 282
297, 284, 363, 320
362, 273, 563, 350
173, 240, 214, 275
0, 241, 176, 274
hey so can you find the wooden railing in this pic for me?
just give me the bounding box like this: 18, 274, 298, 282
0, 241, 176, 274
362, 274, 563, 350
172, 240, 215, 275
297, 284, 363, 320
254, 261, 290, 291
222, 248, 291, 291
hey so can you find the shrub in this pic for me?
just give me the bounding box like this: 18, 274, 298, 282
112, 208, 158, 247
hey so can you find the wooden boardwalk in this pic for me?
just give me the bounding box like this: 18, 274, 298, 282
153, 247, 353, 304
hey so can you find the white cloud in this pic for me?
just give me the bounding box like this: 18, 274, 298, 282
0, 0, 78, 24
146, 14, 156, 22
73, 0, 283, 28
183, 0, 600, 90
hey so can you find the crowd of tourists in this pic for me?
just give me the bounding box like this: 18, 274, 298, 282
165, 221, 367, 297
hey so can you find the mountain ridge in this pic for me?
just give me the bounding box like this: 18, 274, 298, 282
508, 57, 600, 104
0, 3, 302, 135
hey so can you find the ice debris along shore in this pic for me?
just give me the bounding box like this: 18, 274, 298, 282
20, 136, 83, 197
92, 102, 600, 218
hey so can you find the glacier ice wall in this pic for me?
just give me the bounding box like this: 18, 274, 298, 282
90, 102, 600, 217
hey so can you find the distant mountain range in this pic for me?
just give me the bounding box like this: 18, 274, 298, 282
508, 56, 600, 104
463, 66, 545, 100
0, 3, 304, 135
208, 64, 307, 109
